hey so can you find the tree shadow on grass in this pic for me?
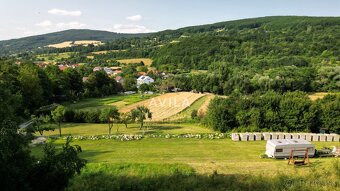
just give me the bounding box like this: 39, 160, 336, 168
149, 125, 182, 131
80, 150, 113, 160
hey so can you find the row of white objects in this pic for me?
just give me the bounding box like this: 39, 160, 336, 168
231, 133, 340, 142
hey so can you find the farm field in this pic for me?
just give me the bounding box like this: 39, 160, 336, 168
91, 50, 126, 54
66, 93, 157, 110
117, 58, 153, 66
47, 40, 103, 48
36, 52, 73, 62
120, 92, 206, 121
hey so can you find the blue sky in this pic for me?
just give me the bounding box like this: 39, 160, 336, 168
0, 0, 339, 40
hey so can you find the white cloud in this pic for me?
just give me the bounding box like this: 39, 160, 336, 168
56, 21, 87, 28
126, 14, 142, 21
48, 8, 82, 16
36, 20, 53, 27
36, 20, 86, 30
111, 24, 154, 33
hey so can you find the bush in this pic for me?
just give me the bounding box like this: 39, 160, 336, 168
73, 110, 86, 123
191, 109, 198, 119
64, 109, 75, 122
84, 110, 101, 123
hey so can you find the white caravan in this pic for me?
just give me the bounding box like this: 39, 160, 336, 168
265, 139, 315, 159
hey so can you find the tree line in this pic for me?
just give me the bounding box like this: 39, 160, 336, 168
169, 61, 339, 95
204, 91, 340, 134
0, 60, 123, 118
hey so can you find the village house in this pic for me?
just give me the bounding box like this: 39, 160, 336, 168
115, 76, 124, 84
103, 67, 114, 75
113, 70, 122, 76
93, 66, 102, 72
137, 75, 154, 87
58, 64, 69, 71
82, 77, 89, 83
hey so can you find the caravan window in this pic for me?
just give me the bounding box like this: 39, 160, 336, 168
275, 148, 283, 152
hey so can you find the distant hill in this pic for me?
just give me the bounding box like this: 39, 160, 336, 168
0, 29, 151, 55
151, 16, 340, 69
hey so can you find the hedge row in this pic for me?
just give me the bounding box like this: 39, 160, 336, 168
64, 109, 103, 123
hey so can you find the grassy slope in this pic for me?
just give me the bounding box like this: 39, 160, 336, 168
166, 96, 208, 122
66, 94, 157, 110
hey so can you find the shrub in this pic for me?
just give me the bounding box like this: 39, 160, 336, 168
84, 110, 101, 123
64, 109, 75, 122
191, 109, 198, 119
73, 110, 86, 123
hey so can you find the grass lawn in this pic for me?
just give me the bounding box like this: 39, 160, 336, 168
36, 52, 73, 62
32, 138, 340, 176
65, 93, 157, 110
117, 58, 153, 66
31, 122, 340, 190
40, 122, 215, 137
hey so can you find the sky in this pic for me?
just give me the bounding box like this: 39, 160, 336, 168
0, 0, 339, 40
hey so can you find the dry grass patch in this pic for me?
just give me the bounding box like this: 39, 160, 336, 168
117, 58, 153, 66
91, 50, 126, 54
120, 92, 206, 121
308, 92, 339, 101
47, 40, 103, 48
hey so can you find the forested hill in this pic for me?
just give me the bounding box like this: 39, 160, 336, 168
0, 29, 150, 55
151, 16, 340, 70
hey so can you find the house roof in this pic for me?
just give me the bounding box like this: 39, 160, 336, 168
137, 75, 154, 81
58, 65, 69, 71
115, 76, 123, 81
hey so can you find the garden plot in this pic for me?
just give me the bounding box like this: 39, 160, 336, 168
120, 92, 205, 121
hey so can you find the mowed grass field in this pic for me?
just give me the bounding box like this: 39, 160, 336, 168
117, 58, 153, 66
40, 122, 214, 137
32, 137, 340, 176
36, 52, 73, 62
66, 93, 157, 110
47, 40, 103, 48
166, 96, 208, 121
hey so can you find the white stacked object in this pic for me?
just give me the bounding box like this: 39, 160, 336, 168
248, 133, 255, 141
254, 133, 262, 141
291, 133, 299, 139
230, 132, 339, 142
298, 133, 306, 140
231, 133, 240, 141
240, 133, 248, 141
319, 134, 327, 142
271, 133, 278, 139
326, 134, 333, 142
278, 133, 285, 139
311, 134, 318, 141
283, 133, 291, 139
331, 134, 339, 142
305, 134, 312, 141
263, 133, 271, 140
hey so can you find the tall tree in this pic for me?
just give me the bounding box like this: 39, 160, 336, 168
131, 106, 152, 130
99, 107, 120, 134
51, 105, 65, 137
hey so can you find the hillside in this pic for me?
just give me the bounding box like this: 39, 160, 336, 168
0, 29, 150, 55
151, 16, 340, 69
